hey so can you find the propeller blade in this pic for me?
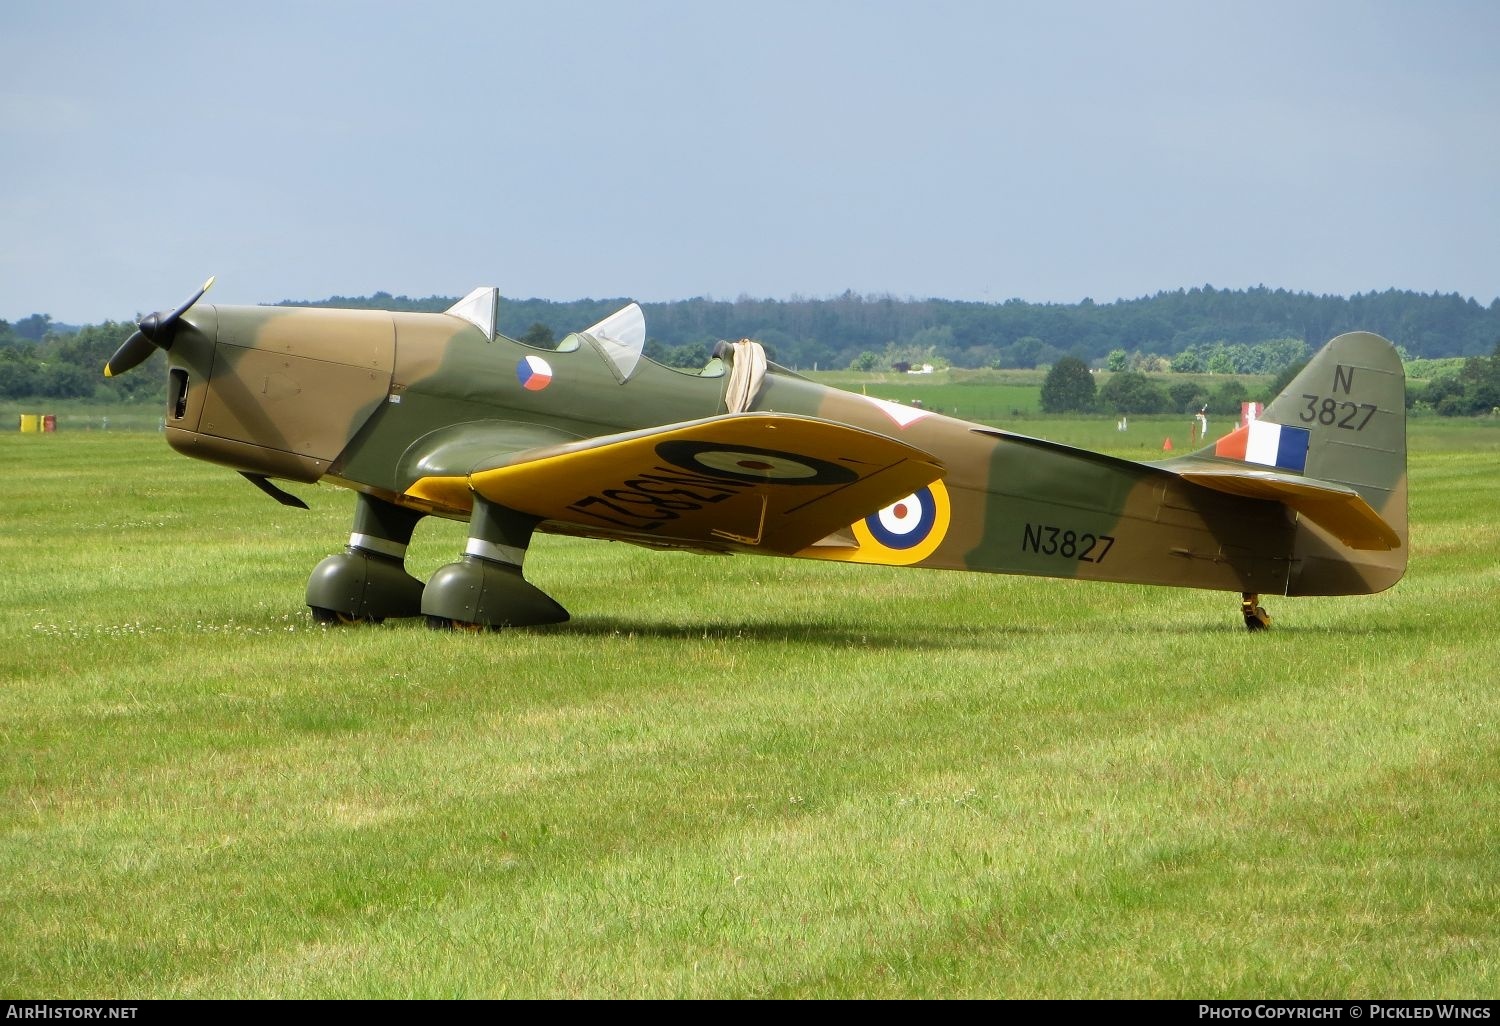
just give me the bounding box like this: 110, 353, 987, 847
103, 330, 154, 378
106, 276, 216, 377
166, 275, 215, 327
141, 274, 215, 347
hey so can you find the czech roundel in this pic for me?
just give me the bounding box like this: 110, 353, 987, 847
517, 355, 554, 391
851, 481, 951, 564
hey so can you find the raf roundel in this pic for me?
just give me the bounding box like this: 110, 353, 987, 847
868, 493, 936, 549
852, 481, 951, 564
655, 440, 858, 486
516, 355, 554, 391
695, 450, 818, 480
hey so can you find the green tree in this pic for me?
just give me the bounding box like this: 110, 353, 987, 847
1249, 337, 1308, 374
1040, 356, 1097, 413
907, 325, 954, 355
1208, 379, 1249, 416
1423, 374, 1466, 412
519, 322, 555, 348
1003, 336, 1047, 369
0, 349, 41, 398
1263, 359, 1309, 402
1105, 348, 1128, 372
1168, 380, 1207, 414
13, 313, 52, 341
1436, 394, 1471, 417
658, 342, 709, 368
1098, 371, 1167, 413
39, 363, 94, 399
1435, 341, 1500, 414
850, 351, 879, 371
1171, 346, 1202, 373
1471, 342, 1500, 410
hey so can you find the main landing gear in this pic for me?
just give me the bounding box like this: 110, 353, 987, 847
1240, 592, 1272, 631
305, 493, 568, 631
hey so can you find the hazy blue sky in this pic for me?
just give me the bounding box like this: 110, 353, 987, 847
3, 0, 1497, 325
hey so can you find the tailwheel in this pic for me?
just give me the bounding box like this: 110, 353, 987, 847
311, 606, 385, 626
1240, 593, 1272, 632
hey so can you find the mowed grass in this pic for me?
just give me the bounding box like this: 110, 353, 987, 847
1, 426, 1496, 998
811, 376, 1044, 420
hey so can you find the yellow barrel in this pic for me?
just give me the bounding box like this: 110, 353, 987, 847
19, 414, 39, 433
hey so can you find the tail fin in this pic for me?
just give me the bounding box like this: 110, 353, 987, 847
1183, 332, 1407, 595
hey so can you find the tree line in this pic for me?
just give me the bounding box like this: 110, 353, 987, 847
3, 286, 1497, 413
0, 319, 157, 402
275, 285, 1497, 371
1040, 343, 1500, 418
1040, 357, 1290, 417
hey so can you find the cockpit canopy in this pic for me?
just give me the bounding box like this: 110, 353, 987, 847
446, 288, 649, 381
578, 303, 646, 382
446, 289, 745, 385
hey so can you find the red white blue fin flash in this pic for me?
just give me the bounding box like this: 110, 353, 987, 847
1215, 420, 1310, 472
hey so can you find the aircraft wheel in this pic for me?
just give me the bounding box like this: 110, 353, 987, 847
425, 615, 491, 633
1240, 593, 1272, 631
310, 606, 384, 626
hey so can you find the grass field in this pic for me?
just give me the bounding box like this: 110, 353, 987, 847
801, 367, 1278, 424
1, 421, 1496, 998
806, 369, 1047, 420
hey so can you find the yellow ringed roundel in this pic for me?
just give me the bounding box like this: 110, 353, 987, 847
852, 480, 951, 564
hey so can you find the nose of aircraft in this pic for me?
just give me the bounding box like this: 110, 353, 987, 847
104, 276, 216, 377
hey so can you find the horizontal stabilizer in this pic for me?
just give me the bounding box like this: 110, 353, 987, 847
1177, 467, 1400, 551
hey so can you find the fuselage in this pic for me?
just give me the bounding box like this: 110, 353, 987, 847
158, 304, 1404, 598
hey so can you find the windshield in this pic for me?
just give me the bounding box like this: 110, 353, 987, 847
581, 303, 646, 382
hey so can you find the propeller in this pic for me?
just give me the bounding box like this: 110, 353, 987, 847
104, 276, 215, 377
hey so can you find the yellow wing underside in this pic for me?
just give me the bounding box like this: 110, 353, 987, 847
405, 413, 944, 556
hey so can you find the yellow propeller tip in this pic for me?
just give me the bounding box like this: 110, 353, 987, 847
103, 365, 114, 378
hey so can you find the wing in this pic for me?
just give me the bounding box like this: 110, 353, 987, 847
389, 419, 585, 510
405, 413, 944, 555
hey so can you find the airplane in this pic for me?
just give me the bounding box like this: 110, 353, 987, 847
104, 279, 1407, 631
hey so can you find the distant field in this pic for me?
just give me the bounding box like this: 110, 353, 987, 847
0, 423, 1495, 998
802, 368, 1277, 423
1, 399, 164, 434
0, 347, 1470, 433
0, 358, 1451, 436
822, 378, 1044, 419
1404, 357, 1468, 380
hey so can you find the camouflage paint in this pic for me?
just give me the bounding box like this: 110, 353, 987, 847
135, 297, 1407, 623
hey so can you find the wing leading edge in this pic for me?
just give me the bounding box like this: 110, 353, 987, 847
405, 412, 944, 554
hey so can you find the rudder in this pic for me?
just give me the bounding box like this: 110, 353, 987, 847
1205, 332, 1408, 595
1263, 332, 1407, 538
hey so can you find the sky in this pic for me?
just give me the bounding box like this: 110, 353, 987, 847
3, 0, 1498, 325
